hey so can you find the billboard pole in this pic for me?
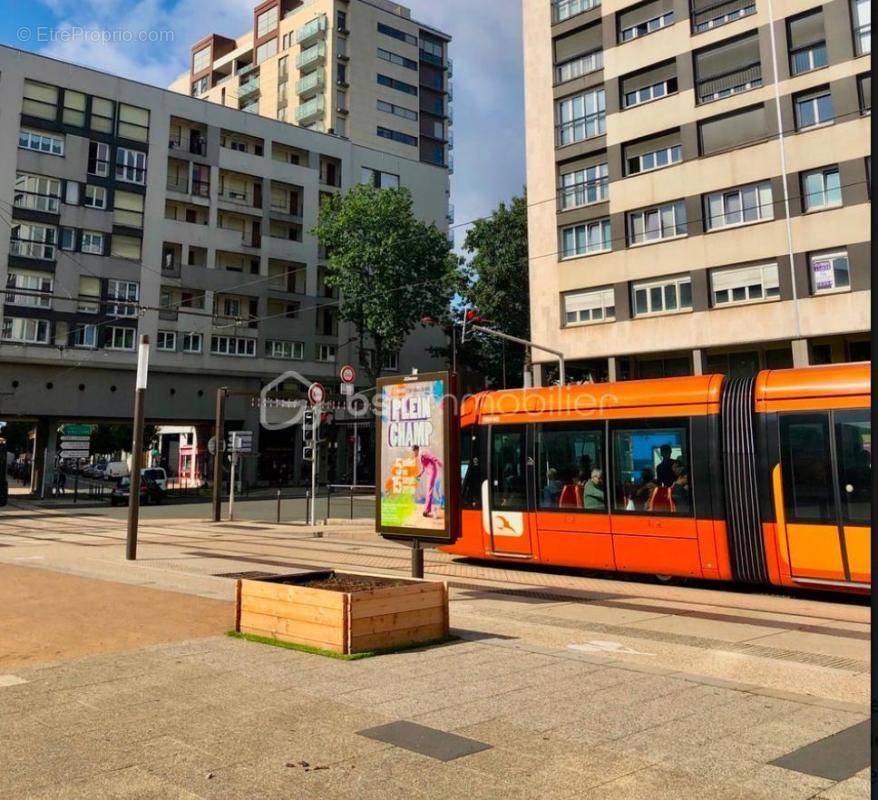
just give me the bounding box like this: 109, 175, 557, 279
411, 538, 424, 579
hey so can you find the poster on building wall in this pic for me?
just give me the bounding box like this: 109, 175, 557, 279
376, 371, 458, 543
811, 259, 834, 291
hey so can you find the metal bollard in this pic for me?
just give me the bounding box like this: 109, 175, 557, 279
276, 488, 281, 524
305, 489, 311, 526
350, 487, 354, 520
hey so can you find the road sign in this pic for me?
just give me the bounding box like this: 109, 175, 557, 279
60, 441, 91, 450
229, 431, 253, 453
339, 364, 356, 384
308, 382, 326, 406
60, 450, 89, 460
62, 424, 93, 436
341, 382, 354, 397
60, 436, 90, 443
207, 436, 225, 456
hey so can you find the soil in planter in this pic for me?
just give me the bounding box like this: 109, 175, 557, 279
289, 573, 412, 593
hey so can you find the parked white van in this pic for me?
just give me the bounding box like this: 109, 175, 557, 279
141, 467, 167, 490
105, 461, 129, 479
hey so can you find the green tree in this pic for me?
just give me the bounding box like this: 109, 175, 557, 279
459, 193, 529, 388
313, 184, 457, 386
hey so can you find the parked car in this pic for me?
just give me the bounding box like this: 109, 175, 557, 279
105, 461, 129, 480
110, 477, 164, 507
141, 467, 168, 490
91, 464, 107, 480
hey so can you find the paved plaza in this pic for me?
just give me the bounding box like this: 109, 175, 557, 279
0, 502, 870, 799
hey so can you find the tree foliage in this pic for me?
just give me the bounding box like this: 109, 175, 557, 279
458, 193, 529, 388
312, 184, 457, 386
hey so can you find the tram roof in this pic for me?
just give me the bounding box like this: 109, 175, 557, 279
755, 362, 871, 412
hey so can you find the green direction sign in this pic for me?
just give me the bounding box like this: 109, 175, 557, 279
62, 424, 93, 437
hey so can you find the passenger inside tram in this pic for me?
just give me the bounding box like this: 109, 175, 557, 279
582, 469, 606, 510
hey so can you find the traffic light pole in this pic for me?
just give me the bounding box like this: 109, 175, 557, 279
310, 404, 319, 526
212, 388, 227, 523
126, 335, 150, 561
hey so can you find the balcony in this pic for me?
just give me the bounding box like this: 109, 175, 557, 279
169, 132, 207, 156
13, 190, 60, 215
854, 23, 870, 56
296, 42, 326, 70
295, 94, 325, 123
696, 61, 762, 104
10, 238, 55, 261
691, 0, 756, 33
166, 174, 189, 194
159, 308, 179, 322
238, 76, 261, 101
552, 0, 600, 24
296, 15, 327, 47
296, 70, 325, 97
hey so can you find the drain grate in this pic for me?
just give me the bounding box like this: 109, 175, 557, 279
214, 570, 278, 580
358, 721, 491, 762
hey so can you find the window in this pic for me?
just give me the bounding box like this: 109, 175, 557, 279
421, 37, 444, 62
72, 324, 97, 349
377, 74, 418, 96
5, 271, 52, 308
182, 332, 203, 353
108, 327, 136, 350
88, 142, 110, 176
561, 219, 612, 258
92, 98, 114, 136
780, 414, 835, 521
705, 181, 773, 229
1, 317, 50, 344
460, 427, 482, 510
633, 275, 693, 315
377, 22, 417, 46
695, 34, 762, 104
795, 88, 833, 129
809, 250, 850, 293
619, 6, 674, 42
361, 167, 400, 189
711, 263, 780, 306
14, 173, 61, 213
802, 167, 841, 211
256, 6, 278, 37
691, 0, 756, 32
192, 76, 209, 96
491, 427, 527, 510
77, 276, 100, 313
377, 99, 418, 121
858, 73, 871, 114
193, 46, 211, 73
563, 287, 615, 325
835, 410, 871, 522
337, 10, 347, 31
84, 185, 107, 209
627, 143, 682, 175
110, 235, 142, 260
107, 280, 139, 316
62, 90, 86, 127
22, 80, 58, 120
556, 88, 606, 146
851, 0, 870, 55
80, 231, 105, 255
378, 48, 418, 70
257, 39, 277, 64
627, 201, 687, 245
65, 182, 80, 206
210, 335, 256, 357
19, 129, 64, 156
116, 148, 147, 184
117, 104, 150, 142
612, 423, 691, 513
556, 50, 603, 84
317, 344, 336, 362
554, 0, 600, 23
377, 126, 418, 146
60, 227, 76, 251
10, 223, 56, 260
624, 76, 678, 108
156, 331, 177, 352
114, 192, 145, 228
266, 340, 304, 360
788, 10, 827, 75
538, 425, 605, 510
559, 163, 608, 209
383, 351, 400, 371
699, 104, 769, 155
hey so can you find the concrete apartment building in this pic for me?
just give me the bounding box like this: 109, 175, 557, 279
523, 0, 871, 382
169, 0, 453, 177
0, 45, 451, 487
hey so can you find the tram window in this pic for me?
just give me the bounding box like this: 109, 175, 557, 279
537, 425, 605, 511
612, 425, 691, 514
460, 427, 481, 509
835, 410, 871, 522
779, 415, 835, 522
491, 428, 527, 511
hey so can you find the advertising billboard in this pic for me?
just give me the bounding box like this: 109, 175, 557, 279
376, 371, 458, 543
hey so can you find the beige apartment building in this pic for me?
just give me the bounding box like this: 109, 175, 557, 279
169, 0, 453, 176
523, 0, 870, 382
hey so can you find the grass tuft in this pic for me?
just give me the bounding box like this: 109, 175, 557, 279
227, 630, 458, 660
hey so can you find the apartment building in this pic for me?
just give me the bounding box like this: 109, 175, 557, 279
524, 0, 870, 382
0, 45, 449, 485
168, 0, 454, 177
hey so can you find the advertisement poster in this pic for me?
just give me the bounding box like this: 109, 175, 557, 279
377, 372, 455, 541
811, 259, 833, 291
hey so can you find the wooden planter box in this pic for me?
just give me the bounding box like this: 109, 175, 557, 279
235, 571, 449, 655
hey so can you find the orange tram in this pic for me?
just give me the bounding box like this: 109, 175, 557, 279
441, 363, 871, 594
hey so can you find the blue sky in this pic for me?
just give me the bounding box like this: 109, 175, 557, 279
0, 0, 526, 249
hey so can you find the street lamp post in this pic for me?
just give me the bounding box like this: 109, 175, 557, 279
126, 334, 149, 561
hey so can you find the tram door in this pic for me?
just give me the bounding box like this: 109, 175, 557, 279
485, 426, 535, 558
778, 410, 871, 587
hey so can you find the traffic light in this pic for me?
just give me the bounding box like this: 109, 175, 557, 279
302, 445, 315, 463
302, 410, 315, 443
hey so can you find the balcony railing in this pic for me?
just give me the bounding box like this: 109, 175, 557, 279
558, 176, 610, 210
166, 175, 189, 193
4, 287, 52, 308
556, 110, 606, 147
238, 77, 261, 98
192, 179, 211, 198
296, 42, 326, 70
854, 24, 871, 56
696, 61, 762, 104
169, 133, 207, 156
296, 15, 327, 46
218, 187, 255, 206
295, 94, 325, 122
691, 0, 756, 33
552, 0, 600, 23
159, 308, 179, 321
296, 70, 325, 96
10, 238, 55, 261
13, 190, 60, 215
